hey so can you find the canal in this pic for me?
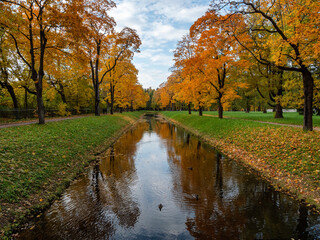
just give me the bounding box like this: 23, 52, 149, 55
19, 115, 320, 239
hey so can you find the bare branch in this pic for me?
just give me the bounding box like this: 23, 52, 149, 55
22, 85, 36, 95
8, 33, 32, 70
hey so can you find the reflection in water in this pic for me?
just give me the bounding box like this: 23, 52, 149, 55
216, 153, 224, 199
19, 117, 320, 239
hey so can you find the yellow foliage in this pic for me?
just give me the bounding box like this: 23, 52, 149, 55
57, 103, 71, 117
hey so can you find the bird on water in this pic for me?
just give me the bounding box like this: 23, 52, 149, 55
158, 204, 163, 211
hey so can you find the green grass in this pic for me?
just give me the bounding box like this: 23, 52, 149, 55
203, 111, 320, 127
0, 111, 142, 237
162, 111, 320, 189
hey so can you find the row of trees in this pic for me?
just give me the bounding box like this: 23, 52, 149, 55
0, 0, 148, 124
154, 0, 320, 131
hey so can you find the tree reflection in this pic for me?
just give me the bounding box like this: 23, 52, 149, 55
20, 121, 149, 240
296, 204, 309, 239
215, 153, 223, 199
156, 121, 311, 239
97, 122, 149, 228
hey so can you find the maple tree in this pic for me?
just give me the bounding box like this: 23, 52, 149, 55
157, 12, 247, 118
0, 0, 145, 120
68, 0, 141, 116
103, 58, 143, 114
212, 0, 320, 130
69, 0, 115, 116
0, 0, 71, 123
190, 10, 247, 118
173, 35, 197, 114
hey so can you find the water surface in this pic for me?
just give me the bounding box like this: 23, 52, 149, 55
19, 116, 320, 239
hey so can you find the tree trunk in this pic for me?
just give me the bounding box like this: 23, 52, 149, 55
58, 83, 67, 104
110, 100, 114, 115
199, 106, 203, 116
1, 81, 18, 110
36, 26, 47, 124
263, 107, 267, 113
257, 104, 261, 112
218, 99, 223, 119
274, 103, 283, 118
110, 85, 114, 115
245, 98, 250, 113
94, 82, 100, 116
1, 81, 20, 119
6, 83, 20, 119
302, 68, 314, 131
94, 40, 101, 116
188, 102, 191, 115
24, 88, 28, 110
0, 65, 19, 119
35, 80, 45, 124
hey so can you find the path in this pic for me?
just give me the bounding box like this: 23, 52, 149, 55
203, 114, 320, 131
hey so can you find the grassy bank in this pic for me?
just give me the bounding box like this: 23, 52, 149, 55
204, 111, 320, 127
162, 111, 320, 210
0, 112, 143, 238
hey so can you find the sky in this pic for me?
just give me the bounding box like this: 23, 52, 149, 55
109, 0, 211, 89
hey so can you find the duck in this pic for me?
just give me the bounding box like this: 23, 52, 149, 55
158, 203, 163, 211
192, 194, 199, 201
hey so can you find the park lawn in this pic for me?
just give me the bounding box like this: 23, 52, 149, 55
204, 111, 320, 127
162, 111, 320, 209
0, 111, 142, 238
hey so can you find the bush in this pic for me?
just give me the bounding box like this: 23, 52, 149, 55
57, 103, 71, 116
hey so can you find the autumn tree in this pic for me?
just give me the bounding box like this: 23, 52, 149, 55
173, 35, 197, 114
155, 72, 183, 112
213, 0, 320, 130
69, 0, 141, 116
145, 87, 155, 110
70, 0, 115, 116
120, 83, 148, 111
189, 11, 247, 118
104, 59, 137, 114
0, 0, 73, 123
246, 61, 286, 117
44, 50, 93, 113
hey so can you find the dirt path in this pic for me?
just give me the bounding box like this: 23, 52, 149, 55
203, 114, 320, 131
0, 115, 91, 129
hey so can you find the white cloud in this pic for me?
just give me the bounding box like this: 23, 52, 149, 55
151, 3, 209, 23
137, 68, 169, 89
136, 49, 173, 65
166, 6, 209, 22
109, 0, 211, 89
149, 22, 187, 41
109, 1, 147, 33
